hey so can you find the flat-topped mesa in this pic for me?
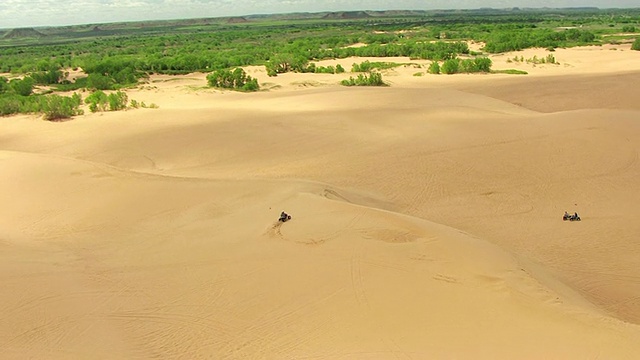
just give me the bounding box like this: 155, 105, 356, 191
2, 27, 47, 39
226, 17, 249, 24
322, 11, 372, 20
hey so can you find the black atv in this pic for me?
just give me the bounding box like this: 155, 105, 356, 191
279, 212, 292, 222
563, 213, 581, 221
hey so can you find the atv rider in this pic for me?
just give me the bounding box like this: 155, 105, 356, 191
279, 211, 290, 222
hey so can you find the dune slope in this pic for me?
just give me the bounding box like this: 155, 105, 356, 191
2, 63, 640, 358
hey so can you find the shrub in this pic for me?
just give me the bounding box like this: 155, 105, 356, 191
441, 59, 460, 74
53, 76, 88, 91
545, 54, 557, 64
438, 57, 492, 75
314, 65, 335, 74
459, 59, 479, 73
340, 72, 385, 86
632, 38, 640, 51
86, 73, 114, 90
474, 57, 492, 72
85, 90, 109, 112
10, 77, 35, 96
351, 60, 401, 72
0, 77, 8, 94
622, 25, 637, 33
0, 94, 23, 115
428, 61, 441, 74
265, 53, 308, 76
491, 69, 529, 75
42, 94, 83, 121
30, 69, 63, 85
207, 68, 259, 91
108, 91, 128, 111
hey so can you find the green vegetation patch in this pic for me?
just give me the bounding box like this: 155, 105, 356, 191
340, 72, 386, 86
491, 69, 529, 75
2, 8, 639, 116
206, 68, 259, 91
507, 54, 558, 64
432, 57, 493, 75
351, 60, 406, 72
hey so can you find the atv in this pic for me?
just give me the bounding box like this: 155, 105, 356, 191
563, 213, 581, 221
279, 212, 292, 222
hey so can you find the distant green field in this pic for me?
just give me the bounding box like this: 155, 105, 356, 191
1, 8, 639, 119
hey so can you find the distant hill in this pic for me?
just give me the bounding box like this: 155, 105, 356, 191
226, 17, 249, 24
322, 11, 372, 20
3, 27, 46, 39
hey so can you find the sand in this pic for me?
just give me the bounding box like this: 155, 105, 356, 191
1, 44, 640, 359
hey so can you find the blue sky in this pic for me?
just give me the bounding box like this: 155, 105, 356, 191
0, 0, 637, 28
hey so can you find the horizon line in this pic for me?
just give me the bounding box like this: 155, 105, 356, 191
2, 6, 640, 30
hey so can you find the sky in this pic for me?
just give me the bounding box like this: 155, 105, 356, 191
0, 0, 637, 29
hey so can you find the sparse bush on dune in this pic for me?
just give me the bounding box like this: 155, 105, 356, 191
441, 59, 460, 74
351, 60, 404, 72
340, 72, 386, 86
491, 69, 528, 75
0, 90, 83, 120
85, 90, 131, 112
42, 93, 84, 121
428, 61, 441, 74
1, 76, 81, 119
436, 57, 492, 75
85, 90, 109, 112
108, 91, 128, 111
207, 68, 259, 92
632, 38, 640, 51
265, 53, 309, 77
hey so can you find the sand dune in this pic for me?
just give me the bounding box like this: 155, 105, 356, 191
2, 45, 640, 358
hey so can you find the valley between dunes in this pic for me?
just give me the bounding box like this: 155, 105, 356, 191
1, 44, 640, 359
